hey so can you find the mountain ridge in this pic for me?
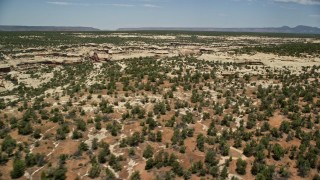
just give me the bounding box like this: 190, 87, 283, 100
1, 25, 319, 34
117, 25, 320, 34
0, 25, 100, 31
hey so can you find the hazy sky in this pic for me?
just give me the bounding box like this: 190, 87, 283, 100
0, 0, 319, 29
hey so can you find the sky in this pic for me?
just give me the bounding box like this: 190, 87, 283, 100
0, 0, 319, 30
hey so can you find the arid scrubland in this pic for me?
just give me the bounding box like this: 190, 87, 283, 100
0, 31, 319, 180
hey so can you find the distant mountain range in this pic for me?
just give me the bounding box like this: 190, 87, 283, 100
0, 25, 100, 31
1, 25, 320, 34
118, 25, 320, 34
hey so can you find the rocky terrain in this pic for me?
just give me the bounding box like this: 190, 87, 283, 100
0, 32, 319, 180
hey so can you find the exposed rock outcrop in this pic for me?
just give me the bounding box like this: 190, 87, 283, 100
90, 52, 100, 62
0, 64, 11, 73
178, 49, 201, 57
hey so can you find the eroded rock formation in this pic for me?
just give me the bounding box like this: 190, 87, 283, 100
90, 52, 100, 62
178, 49, 201, 57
